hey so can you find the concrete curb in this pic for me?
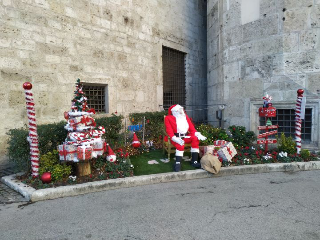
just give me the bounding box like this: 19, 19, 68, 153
2, 161, 320, 202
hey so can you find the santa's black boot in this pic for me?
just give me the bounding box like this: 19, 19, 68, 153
191, 152, 201, 168
174, 156, 182, 172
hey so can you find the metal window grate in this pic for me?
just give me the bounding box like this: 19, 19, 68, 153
82, 85, 106, 113
162, 46, 186, 110
259, 108, 312, 142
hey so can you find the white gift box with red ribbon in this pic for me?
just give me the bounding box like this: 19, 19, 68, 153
217, 142, 237, 162
213, 140, 228, 147
92, 139, 106, 158
68, 132, 90, 142
58, 144, 78, 162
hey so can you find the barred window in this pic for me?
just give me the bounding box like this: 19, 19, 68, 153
260, 108, 312, 142
82, 84, 108, 113
162, 46, 186, 110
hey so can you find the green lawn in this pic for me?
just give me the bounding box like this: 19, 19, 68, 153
130, 149, 196, 176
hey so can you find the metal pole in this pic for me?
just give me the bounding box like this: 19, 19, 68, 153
124, 117, 127, 146
142, 116, 145, 144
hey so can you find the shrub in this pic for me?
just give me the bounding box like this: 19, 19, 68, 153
300, 149, 310, 161
95, 114, 123, 147
39, 150, 72, 182
228, 125, 256, 148
277, 133, 296, 154
7, 121, 68, 173
196, 124, 231, 145
7, 116, 123, 173
6, 128, 30, 172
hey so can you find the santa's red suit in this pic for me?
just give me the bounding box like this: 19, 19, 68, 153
165, 104, 206, 171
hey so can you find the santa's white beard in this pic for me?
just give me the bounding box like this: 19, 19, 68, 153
172, 111, 189, 134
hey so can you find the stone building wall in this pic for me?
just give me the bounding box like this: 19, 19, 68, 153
0, 0, 207, 162
207, 0, 320, 149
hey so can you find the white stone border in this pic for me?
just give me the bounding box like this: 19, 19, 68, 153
2, 161, 320, 202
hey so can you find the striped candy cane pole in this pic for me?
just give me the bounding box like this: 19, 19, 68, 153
23, 82, 40, 177
295, 89, 304, 154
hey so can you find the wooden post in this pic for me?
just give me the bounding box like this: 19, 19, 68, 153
76, 162, 91, 177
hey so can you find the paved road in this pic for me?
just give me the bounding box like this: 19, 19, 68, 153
1, 170, 320, 240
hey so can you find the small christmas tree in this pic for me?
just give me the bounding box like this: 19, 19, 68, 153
71, 79, 89, 112
58, 79, 106, 176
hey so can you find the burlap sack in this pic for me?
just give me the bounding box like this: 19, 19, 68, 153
200, 152, 222, 174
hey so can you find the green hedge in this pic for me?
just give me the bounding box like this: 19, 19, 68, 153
128, 111, 166, 144
95, 114, 123, 147
7, 115, 123, 173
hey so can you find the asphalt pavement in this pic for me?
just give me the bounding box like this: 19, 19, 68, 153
1, 170, 320, 240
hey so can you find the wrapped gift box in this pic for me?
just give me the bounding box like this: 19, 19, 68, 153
68, 132, 90, 142
217, 142, 237, 162
77, 145, 93, 161
213, 140, 228, 147
58, 144, 77, 161
92, 139, 106, 158
199, 145, 219, 158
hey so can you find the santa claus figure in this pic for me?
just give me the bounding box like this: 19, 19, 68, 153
165, 104, 207, 172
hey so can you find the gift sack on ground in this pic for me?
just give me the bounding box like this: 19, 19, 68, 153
199, 145, 216, 158
58, 144, 77, 161
217, 142, 237, 162
77, 145, 93, 161
200, 152, 222, 174
92, 139, 106, 158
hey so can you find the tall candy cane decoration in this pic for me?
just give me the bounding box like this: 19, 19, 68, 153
23, 82, 39, 177
295, 89, 304, 154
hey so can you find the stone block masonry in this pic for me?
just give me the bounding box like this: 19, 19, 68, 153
0, 0, 207, 162
207, 0, 320, 150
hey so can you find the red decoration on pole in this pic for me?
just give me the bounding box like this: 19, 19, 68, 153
257, 93, 277, 154
23, 82, 40, 178
295, 89, 304, 154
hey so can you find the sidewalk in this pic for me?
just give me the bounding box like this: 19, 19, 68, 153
0, 162, 27, 203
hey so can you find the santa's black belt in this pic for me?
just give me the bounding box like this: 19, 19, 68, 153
174, 133, 187, 138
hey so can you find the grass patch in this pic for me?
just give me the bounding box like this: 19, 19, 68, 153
130, 149, 196, 176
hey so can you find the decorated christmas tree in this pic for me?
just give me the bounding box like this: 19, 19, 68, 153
58, 79, 107, 176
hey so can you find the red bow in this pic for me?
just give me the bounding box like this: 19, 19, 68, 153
226, 147, 233, 156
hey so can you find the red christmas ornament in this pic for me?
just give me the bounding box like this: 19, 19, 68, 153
297, 89, 304, 97
64, 111, 69, 120
40, 172, 52, 184
23, 82, 32, 90
132, 132, 141, 148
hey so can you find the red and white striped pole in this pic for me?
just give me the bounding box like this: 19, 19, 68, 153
295, 89, 304, 154
23, 82, 40, 177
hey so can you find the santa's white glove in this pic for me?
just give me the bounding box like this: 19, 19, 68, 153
195, 132, 207, 141
171, 136, 184, 146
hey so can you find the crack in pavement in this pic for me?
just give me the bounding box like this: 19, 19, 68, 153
179, 190, 215, 196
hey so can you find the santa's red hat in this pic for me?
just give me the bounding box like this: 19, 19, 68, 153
106, 144, 116, 162
168, 104, 185, 116
132, 132, 141, 148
